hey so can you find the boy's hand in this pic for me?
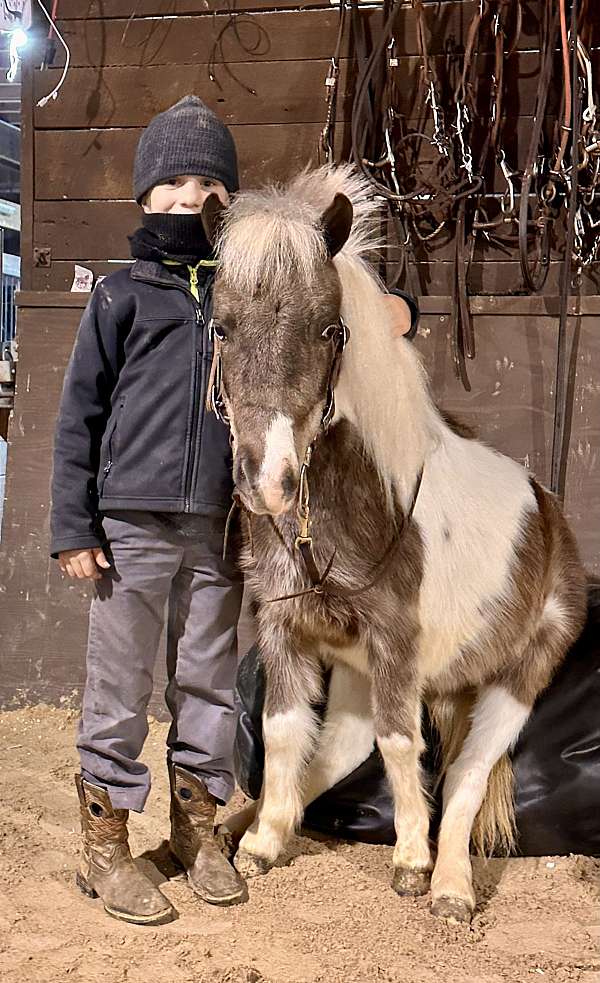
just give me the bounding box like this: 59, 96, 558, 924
383, 293, 412, 338
58, 547, 111, 581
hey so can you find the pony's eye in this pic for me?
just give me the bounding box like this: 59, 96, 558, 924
210, 319, 227, 342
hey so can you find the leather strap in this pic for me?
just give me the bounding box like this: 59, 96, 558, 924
266, 467, 424, 604
550, 0, 581, 501
319, 2, 346, 164
518, 2, 560, 292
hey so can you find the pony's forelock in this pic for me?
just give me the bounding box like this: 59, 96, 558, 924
216, 164, 383, 294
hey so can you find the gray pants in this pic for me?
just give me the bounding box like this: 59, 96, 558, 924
78, 511, 243, 812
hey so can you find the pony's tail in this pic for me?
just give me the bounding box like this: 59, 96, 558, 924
428, 691, 518, 857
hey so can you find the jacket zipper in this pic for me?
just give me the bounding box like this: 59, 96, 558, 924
100, 399, 125, 493
184, 265, 205, 511
130, 263, 211, 513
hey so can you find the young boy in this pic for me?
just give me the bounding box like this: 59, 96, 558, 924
51, 96, 247, 925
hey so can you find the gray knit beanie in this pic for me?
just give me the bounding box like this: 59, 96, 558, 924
133, 95, 239, 203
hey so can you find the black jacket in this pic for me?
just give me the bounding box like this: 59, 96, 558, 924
50, 259, 233, 557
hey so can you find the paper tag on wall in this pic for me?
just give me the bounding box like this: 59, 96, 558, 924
71, 265, 94, 292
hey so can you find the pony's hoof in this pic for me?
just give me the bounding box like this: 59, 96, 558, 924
392, 866, 431, 897
234, 849, 273, 879
431, 895, 474, 924
215, 823, 238, 861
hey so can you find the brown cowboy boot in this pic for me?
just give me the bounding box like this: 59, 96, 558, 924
75, 775, 176, 925
168, 763, 247, 906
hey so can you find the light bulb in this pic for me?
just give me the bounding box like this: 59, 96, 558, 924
11, 28, 28, 49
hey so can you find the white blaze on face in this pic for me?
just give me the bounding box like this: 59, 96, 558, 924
258, 413, 299, 513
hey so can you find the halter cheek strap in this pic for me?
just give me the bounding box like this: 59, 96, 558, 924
320, 316, 350, 430
206, 319, 229, 423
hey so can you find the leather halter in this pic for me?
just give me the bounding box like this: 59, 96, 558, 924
206, 315, 348, 428
207, 312, 423, 601
207, 315, 348, 553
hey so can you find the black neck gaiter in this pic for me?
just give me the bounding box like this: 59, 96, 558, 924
129, 212, 214, 265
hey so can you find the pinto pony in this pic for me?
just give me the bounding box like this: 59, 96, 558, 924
203, 166, 586, 922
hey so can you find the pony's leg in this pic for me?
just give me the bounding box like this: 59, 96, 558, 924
234, 635, 322, 879
431, 685, 529, 923
219, 662, 373, 858
303, 662, 374, 806
370, 639, 433, 897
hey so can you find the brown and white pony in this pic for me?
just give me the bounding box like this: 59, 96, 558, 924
203, 166, 586, 922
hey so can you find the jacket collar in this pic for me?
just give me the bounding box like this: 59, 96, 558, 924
130, 258, 216, 289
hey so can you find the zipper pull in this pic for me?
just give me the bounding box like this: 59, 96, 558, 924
188, 264, 199, 299
103, 460, 112, 475
196, 306, 203, 324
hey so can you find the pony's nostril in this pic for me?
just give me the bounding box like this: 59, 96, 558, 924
235, 448, 257, 490
281, 466, 299, 501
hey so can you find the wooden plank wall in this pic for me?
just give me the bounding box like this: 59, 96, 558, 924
25, 0, 600, 293
3, 294, 597, 712
1, 0, 599, 711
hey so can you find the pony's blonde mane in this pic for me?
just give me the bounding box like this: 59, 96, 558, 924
216, 164, 381, 294
218, 165, 442, 510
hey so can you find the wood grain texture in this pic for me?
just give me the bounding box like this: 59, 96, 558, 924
34, 59, 354, 128
19, 55, 35, 291
0, 309, 92, 709
57, 0, 329, 17
57, 9, 359, 67
34, 123, 346, 201
29, 260, 600, 296
33, 51, 598, 130
53, 2, 551, 66
35, 117, 546, 202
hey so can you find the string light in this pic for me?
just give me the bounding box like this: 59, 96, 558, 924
35, 0, 70, 107
2, 1, 70, 102
30, 0, 71, 107
6, 26, 27, 83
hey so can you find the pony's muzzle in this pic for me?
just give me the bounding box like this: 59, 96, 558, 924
234, 449, 298, 516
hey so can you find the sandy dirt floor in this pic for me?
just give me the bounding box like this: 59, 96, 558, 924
0, 705, 598, 983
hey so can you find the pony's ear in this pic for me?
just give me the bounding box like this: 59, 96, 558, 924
201, 193, 226, 247
320, 193, 353, 258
